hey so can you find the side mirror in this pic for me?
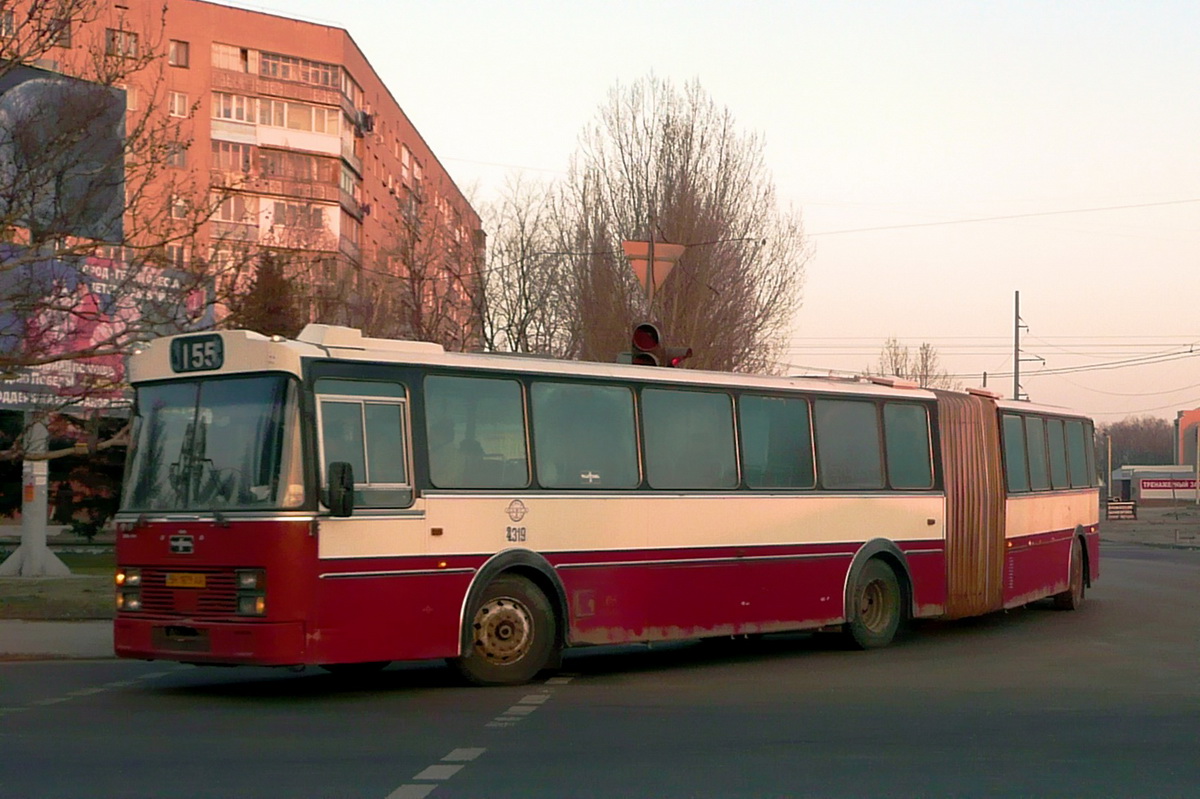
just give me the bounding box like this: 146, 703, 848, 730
327, 461, 354, 517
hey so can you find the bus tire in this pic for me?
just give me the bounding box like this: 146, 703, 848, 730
1052, 537, 1085, 611
843, 558, 902, 650
452, 575, 558, 686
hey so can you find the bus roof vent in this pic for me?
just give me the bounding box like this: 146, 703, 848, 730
967, 387, 1001, 399
867, 376, 920, 389
297, 324, 445, 354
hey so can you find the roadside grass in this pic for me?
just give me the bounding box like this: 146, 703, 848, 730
0, 549, 115, 620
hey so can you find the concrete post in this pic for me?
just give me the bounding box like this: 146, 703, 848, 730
0, 416, 71, 577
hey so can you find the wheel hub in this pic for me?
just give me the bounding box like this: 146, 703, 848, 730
473, 596, 533, 664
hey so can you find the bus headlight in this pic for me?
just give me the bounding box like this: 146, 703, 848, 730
116, 568, 142, 612
238, 595, 266, 615
235, 569, 266, 616
115, 567, 141, 587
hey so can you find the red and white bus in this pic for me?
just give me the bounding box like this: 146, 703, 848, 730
113, 325, 1099, 684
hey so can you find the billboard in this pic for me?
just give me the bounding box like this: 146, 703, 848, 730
0, 63, 125, 242
0, 245, 210, 411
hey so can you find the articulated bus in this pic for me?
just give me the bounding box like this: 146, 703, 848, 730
113, 325, 1099, 685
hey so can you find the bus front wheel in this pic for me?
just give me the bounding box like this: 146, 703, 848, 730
452, 575, 558, 686
843, 558, 902, 650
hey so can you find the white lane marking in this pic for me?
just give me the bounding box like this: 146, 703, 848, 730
67, 687, 107, 697
504, 705, 536, 716
33, 697, 68, 706
517, 693, 550, 704
442, 748, 486, 762
412, 764, 464, 781
385, 786, 436, 799
544, 676, 574, 684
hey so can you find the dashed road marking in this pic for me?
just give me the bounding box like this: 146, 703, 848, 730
442, 748, 485, 762
412, 764, 464, 781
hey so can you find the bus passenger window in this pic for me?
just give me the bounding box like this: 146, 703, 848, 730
739, 395, 814, 489
883, 403, 932, 489
532, 382, 638, 489
814, 399, 884, 490
1046, 418, 1069, 489
1065, 420, 1091, 488
1002, 414, 1030, 493
424, 375, 529, 489
643, 388, 737, 490
1025, 416, 1051, 490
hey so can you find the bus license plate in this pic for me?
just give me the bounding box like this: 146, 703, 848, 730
166, 573, 206, 589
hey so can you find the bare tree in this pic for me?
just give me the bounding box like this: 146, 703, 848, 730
351, 176, 483, 351
1097, 416, 1174, 467
483, 76, 809, 372
477, 175, 576, 355
871, 337, 960, 389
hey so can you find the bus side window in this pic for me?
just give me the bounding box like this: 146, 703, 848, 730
1046, 418, 1069, 489
643, 388, 737, 490
532, 382, 638, 489
425, 375, 529, 489
1002, 414, 1030, 493
813, 399, 884, 490
739, 394, 815, 489
883, 402, 933, 489
315, 379, 412, 508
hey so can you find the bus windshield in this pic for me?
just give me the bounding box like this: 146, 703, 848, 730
122, 374, 304, 512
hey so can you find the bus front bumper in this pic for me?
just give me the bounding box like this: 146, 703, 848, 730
114, 617, 307, 666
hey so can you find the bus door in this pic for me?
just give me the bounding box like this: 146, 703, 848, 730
311, 377, 431, 658
934, 391, 1005, 619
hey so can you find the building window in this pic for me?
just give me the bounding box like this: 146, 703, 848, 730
46, 17, 71, 47
169, 195, 189, 219
105, 28, 139, 58
212, 42, 250, 72
1, 11, 15, 38
165, 143, 187, 168
260, 51, 338, 89
116, 84, 138, 111
212, 140, 253, 173
168, 40, 189, 68
272, 201, 325, 229
213, 192, 258, 224
212, 91, 253, 122
165, 245, 187, 269
168, 91, 189, 118
258, 98, 339, 134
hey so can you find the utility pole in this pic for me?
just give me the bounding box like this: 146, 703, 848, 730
1013, 290, 1021, 401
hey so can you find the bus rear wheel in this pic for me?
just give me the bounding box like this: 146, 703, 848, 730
452, 575, 557, 686
1052, 537, 1085, 610
843, 558, 902, 650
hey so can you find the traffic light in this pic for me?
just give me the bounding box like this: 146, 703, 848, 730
631, 322, 663, 365
628, 323, 692, 367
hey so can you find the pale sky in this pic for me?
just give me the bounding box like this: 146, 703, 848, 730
221, 0, 1200, 423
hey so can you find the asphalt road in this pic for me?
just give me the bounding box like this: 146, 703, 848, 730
1, 545, 1196, 799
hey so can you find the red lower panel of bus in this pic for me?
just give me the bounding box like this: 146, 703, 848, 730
1003, 525, 1100, 608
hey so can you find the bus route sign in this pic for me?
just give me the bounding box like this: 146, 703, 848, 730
170, 334, 224, 373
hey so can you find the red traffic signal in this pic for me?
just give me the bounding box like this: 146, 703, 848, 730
629, 323, 690, 367
631, 322, 663, 366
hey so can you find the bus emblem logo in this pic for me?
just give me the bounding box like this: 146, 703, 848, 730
506, 500, 527, 522
170, 534, 194, 554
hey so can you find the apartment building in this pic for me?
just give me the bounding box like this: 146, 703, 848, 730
7, 0, 482, 341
